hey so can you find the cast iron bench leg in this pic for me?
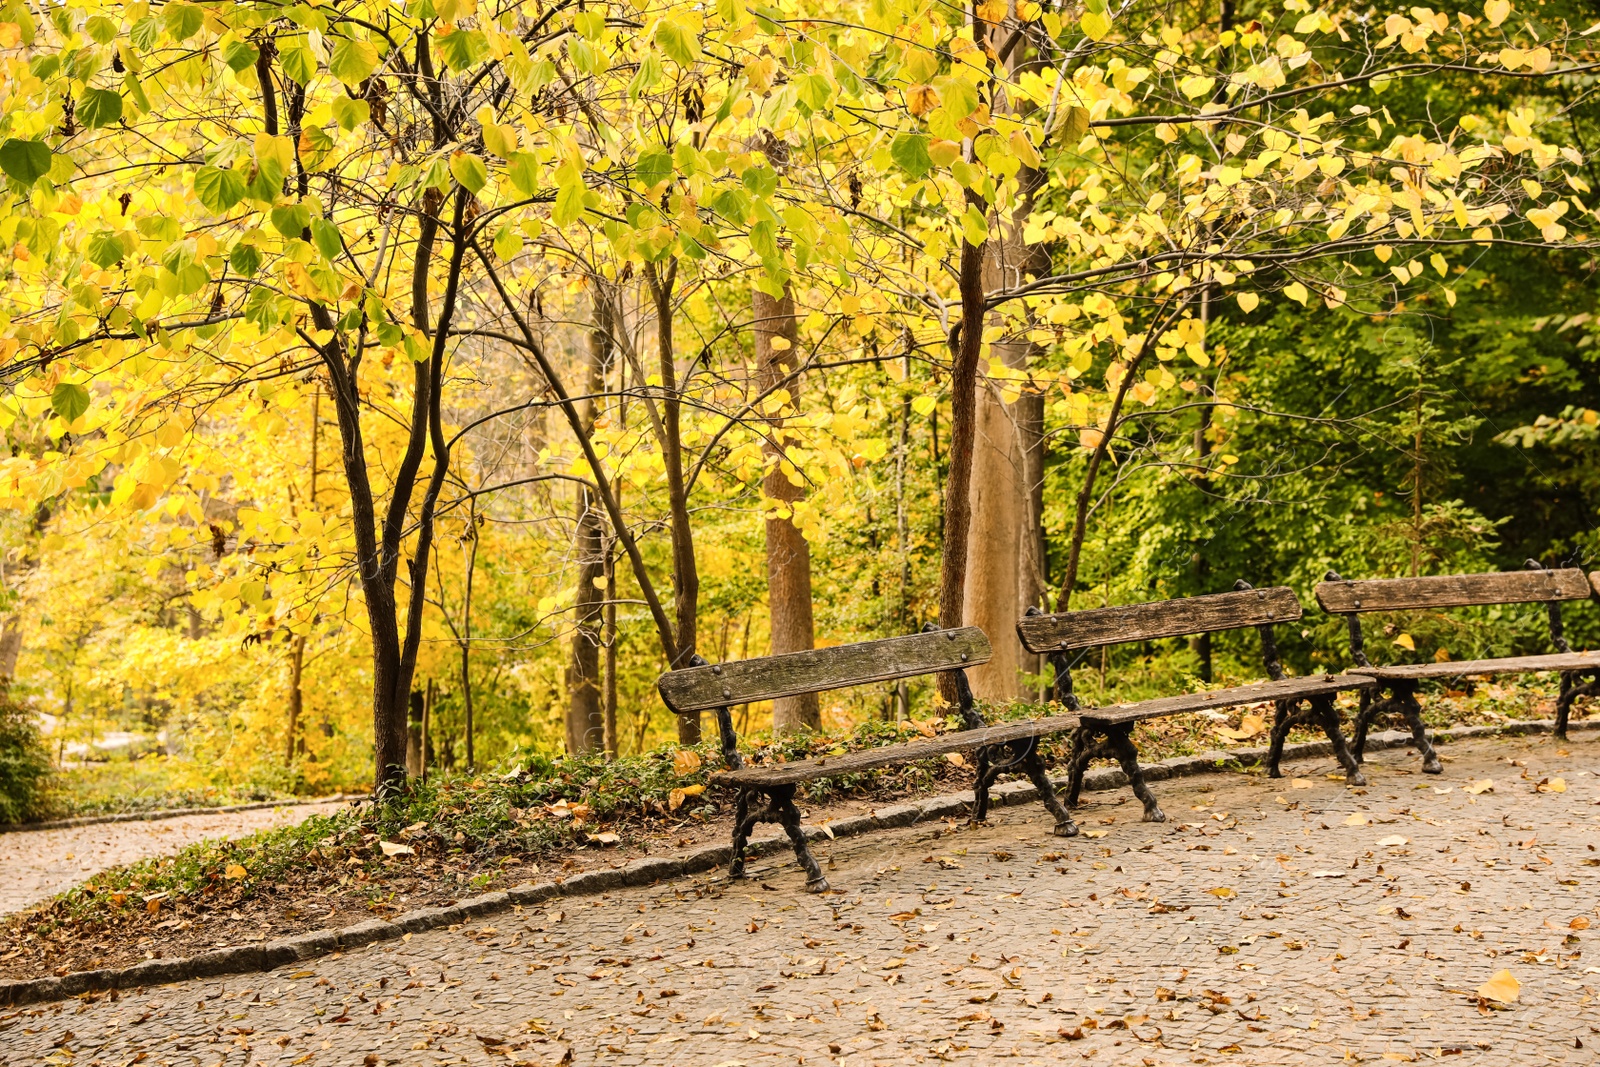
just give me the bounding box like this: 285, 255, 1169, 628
1555, 670, 1600, 741
1391, 681, 1441, 774
1105, 723, 1165, 823
1021, 745, 1078, 837
1065, 725, 1096, 809
728, 788, 758, 880
1311, 693, 1366, 786
1352, 689, 1404, 764
1266, 699, 1295, 778
972, 745, 994, 824
771, 784, 830, 892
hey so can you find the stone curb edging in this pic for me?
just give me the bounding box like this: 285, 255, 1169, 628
0, 794, 365, 835
2, 716, 1591, 1010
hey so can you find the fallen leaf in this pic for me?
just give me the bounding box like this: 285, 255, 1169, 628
1376, 835, 1409, 847
1477, 969, 1520, 1005
1536, 777, 1567, 793
1432, 787, 1453, 794
379, 841, 414, 857
673, 749, 703, 776
1393, 633, 1416, 651
1207, 887, 1237, 899
1216, 714, 1266, 742
1464, 779, 1494, 795
1082, 830, 1108, 838
1311, 870, 1346, 878
945, 752, 966, 768
591, 832, 621, 845
1343, 812, 1370, 826
1290, 778, 1313, 789
224, 863, 248, 880
1572, 917, 1591, 930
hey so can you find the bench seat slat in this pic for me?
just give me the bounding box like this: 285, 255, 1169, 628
1350, 651, 1600, 680
1315, 570, 1590, 614
658, 627, 991, 714
714, 714, 1080, 787
1017, 587, 1301, 653
1078, 673, 1375, 726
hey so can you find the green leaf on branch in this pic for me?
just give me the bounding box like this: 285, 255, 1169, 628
634, 145, 673, 187
270, 204, 311, 238
328, 37, 379, 86
50, 382, 90, 422
78, 88, 123, 129
193, 166, 246, 213
890, 133, 933, 179
654, 21, 700, 65
449, 152, 488, 194
0, 139, 51, 186
86, 231, 130, 269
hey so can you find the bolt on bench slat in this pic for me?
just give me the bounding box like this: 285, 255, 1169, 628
1017, 586, 1301, 652
657, 627, 991, 713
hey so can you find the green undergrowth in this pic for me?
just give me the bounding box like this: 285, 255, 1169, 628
40, 756, 298, 820
14, 675, 1582, 936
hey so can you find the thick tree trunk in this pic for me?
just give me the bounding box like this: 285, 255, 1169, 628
566, 311, 608, 753
753, 285, 820, 733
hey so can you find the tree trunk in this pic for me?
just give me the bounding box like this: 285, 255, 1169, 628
406, 688, 424, 778
936, 192, 988, 703
645, 262, 701, 744
566, 309, 608, 754
285, 635, 305, 765
753, 285, 821, 733
602, 540, 618, 758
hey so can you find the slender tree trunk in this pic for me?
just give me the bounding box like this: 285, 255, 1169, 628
286, 635, 305, 765
645, 262, 702, 743
1191, 284, 1214, 681
602, 539, 618, 758
936, 192, 988, 702
566, 307, 608, 753
753, 284, 820, 733
461, 524, 477, 770
406, 688, 424, 777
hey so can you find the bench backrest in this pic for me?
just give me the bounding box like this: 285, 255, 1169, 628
1017, 583, 1300, 710
1017, 586, 1301, 653
1315, 564, 1591, 665
656, 626, 992, 769
1314, 569, 1589, 613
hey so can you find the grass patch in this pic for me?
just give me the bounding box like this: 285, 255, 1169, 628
40, 756, 298, 820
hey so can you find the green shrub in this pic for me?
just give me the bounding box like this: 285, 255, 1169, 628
0, 688, 52, 823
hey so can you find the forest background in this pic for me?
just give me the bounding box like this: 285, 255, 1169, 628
1, 0, 1598, 811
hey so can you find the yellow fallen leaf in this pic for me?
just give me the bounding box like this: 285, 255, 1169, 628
1343, 812, 1370, 826
1217, 713, 1267, 741
379, 841, 414, 857
1465, 779, 1494, 795
1207, 887, 1237, 899
673, 749, 703, 776
1393, 633, 1416, 651
1571, 917, 1591, 930
668, 788, 688, 811
224, 863, 248, 880
1291, 778, 1313, 789
1477, 969, 1519, 1004
945, 752, 966, 768
1376, 835, 1409, 847
1083, 830, 1108, 838
1536, 777, 1566, 793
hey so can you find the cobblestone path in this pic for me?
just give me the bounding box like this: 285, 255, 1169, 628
0, 803, 346, 916
3, 734, 1597, 1065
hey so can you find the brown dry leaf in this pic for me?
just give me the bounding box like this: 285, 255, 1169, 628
1571, 917, 1591, 930
1290, 778, 1314, 789
1476, 969, 1520, 1005
668, 788, 687, 811
945, 752, 966, 768
673, 749, 702, 776
1535, 777, 1567, 793
1207, 887, 1237, 899
1433, 647, 1451, 663
1216, 713, 1266, 741
1464, 779, 1494, 795
379, 841, 414, 857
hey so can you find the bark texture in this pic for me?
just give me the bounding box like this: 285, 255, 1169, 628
753, 285, 820, 733
565, 309, 608, 753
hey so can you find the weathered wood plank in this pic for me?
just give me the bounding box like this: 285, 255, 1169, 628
1590, 571, 1600, 597
1078, 674, 1375, 726
715, 713, 1080, 786
1315, 569, 1590, 613
658, 627, 992, 714
1350, 651, 1600, 680
1016, 587, 1302, 653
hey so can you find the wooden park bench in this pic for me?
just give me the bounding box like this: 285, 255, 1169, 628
1018, 583, 1377, 822
1316, 563, 1600, 767
656, 625, 1081, 892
